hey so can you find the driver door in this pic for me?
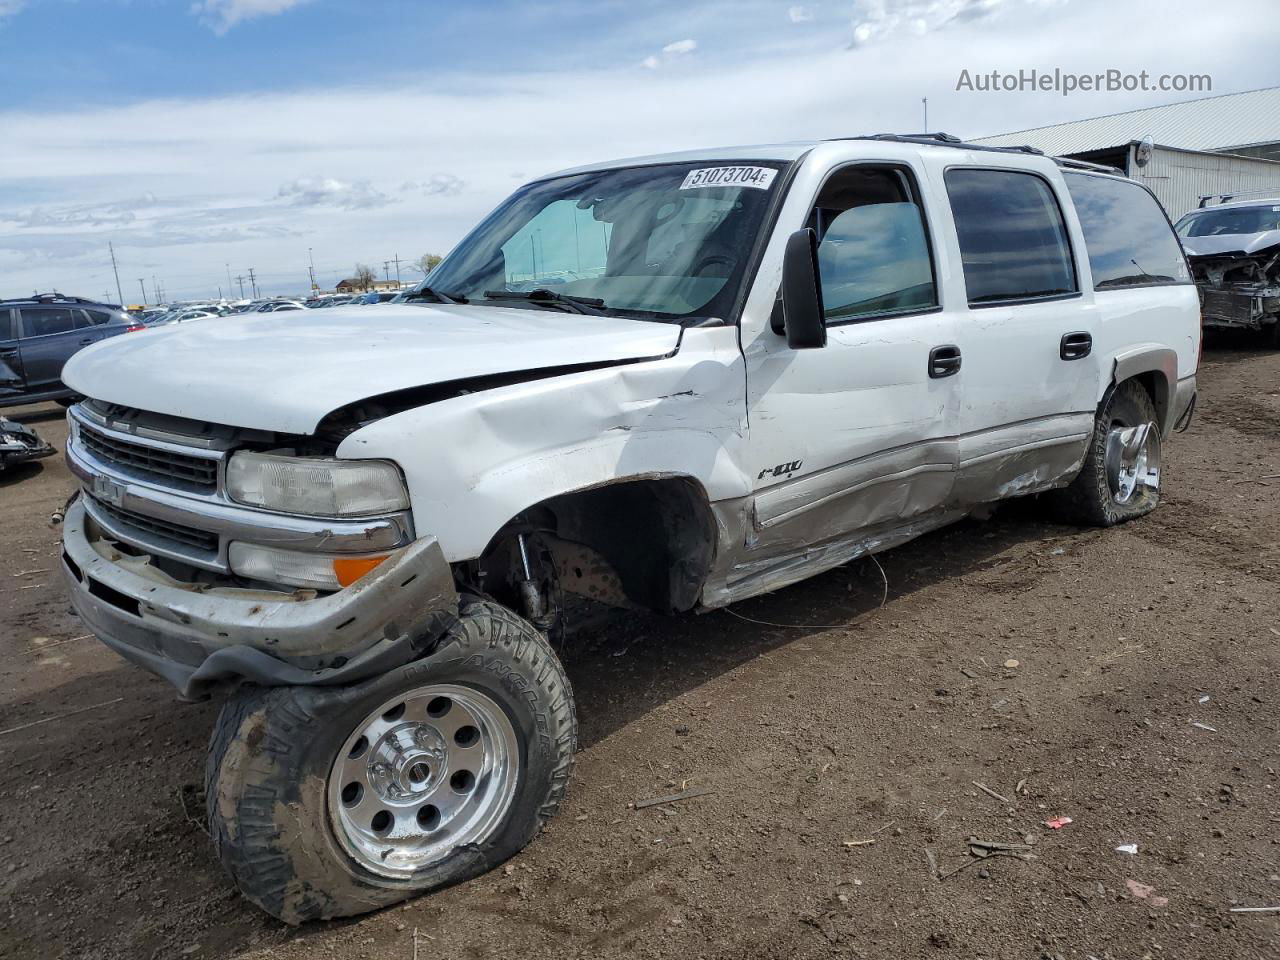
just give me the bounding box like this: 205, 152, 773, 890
740, 159, 963, 578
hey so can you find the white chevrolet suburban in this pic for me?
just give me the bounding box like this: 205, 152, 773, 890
60, 133, 1199, 923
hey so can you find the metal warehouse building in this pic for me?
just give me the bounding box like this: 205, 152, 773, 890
973, 86, 1280, 220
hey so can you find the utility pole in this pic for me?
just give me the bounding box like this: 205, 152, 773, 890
247, 268, 258, 299
391, 253, 402, 287
308, 248, 317, 291
108, 242, 124, 306
217, 285, 223, 300
922, 97, 928, 131
235, 275, 246, 298
138, 279, 147, 304
226, 263, 233, 296
153, 276, 160, 304
382, 261, 392, 283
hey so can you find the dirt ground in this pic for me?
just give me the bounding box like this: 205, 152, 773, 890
1, 341, 1278, 960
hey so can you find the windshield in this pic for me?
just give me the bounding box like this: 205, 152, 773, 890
419, 160, 788, 322
1175, 205, 1280, 238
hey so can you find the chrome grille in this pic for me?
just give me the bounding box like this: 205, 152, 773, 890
79, 421, 219, 490
88, 495, 219, 553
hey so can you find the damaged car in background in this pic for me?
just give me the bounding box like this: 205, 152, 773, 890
1175, 198, 1280, 343
57, 134, 1198, 924
0, 415, 54, 471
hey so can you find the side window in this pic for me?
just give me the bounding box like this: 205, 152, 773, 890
945, 168, 1077, 305
1064, 173, 1190, 289
20, 307, 79, 337
81, 308, 113, 326
809, 165, 938, 322
0, 308, 14, 340
501, 199, 611, 287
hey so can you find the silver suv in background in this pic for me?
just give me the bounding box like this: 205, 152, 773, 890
1176, 198, 1280, 343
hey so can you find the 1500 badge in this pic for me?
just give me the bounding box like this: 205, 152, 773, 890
758, 459, 802, 481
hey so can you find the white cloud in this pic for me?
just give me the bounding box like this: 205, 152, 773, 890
400, 174, 467, 197
644, 38, 698, 68
849, 0, 1020, 46
276, 177, 388, 210
0, 0, 25, 19
190, 0, 311, 35
788, 5, 814, 22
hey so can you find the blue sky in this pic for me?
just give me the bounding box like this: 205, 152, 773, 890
0, 0, 1276, 301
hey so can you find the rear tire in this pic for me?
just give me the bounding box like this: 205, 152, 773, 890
1051, 379, 1162, 527
205, 601, 576, 924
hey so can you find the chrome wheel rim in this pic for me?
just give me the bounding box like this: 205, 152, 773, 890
1104, 420, 1161, 505
328, 683, 520, 878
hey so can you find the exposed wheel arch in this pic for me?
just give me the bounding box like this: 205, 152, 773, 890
473, 475, 718, 616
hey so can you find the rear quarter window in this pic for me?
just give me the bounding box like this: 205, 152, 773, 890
1064, 172, 1190, 289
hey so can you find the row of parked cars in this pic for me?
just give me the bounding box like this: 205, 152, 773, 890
140, 291, 402, 326
0, 290, 410, 409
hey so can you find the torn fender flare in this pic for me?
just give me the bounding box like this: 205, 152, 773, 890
1110, 346, 1179, 436
61, 498, 459, 699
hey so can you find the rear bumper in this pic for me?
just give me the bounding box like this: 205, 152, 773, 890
62, 498, 458, 699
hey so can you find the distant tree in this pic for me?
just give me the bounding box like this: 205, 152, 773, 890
353, 263, 376, 291
413, 253, 444, 276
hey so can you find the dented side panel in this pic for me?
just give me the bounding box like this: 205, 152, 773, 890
337, 326, 750, 563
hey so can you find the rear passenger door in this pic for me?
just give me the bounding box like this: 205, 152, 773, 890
17, 306, 95, 395
933, 164, 1101, 504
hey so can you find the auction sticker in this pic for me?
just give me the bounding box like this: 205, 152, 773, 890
680, 166, 778, 190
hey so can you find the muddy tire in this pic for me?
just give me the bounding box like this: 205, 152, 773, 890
205, 601, 576, 924
1051, 379, 1162, 526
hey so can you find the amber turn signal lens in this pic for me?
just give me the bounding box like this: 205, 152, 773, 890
332, 555, 389, 587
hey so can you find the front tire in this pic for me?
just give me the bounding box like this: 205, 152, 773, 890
205, 601, 576, 924
1052, 379, 1162, 526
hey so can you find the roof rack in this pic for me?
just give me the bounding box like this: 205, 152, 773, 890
1053, 156, 1125, 176
833, 132, 1046, 157
0, 293, 114, 307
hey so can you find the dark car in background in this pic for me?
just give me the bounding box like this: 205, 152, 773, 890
0, 294, 143, 407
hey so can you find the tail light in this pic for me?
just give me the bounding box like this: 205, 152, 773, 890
124, 324, 146, 332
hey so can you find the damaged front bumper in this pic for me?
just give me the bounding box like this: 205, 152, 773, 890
0, 417, 56, 470
1198, 285, 1280, 329
62, 498, 458, 700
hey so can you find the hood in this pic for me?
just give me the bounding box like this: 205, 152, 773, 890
1181, 229, 1280, 259
63, 304, 681, 434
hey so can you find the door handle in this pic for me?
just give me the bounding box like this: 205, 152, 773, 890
928, 344, 961, 379
78, 338, 94, 345
1060, 331, 1092, 360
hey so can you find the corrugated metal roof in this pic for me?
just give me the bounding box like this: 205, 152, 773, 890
972, 86, 1280, 155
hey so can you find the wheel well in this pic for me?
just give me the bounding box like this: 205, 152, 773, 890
475, 477, 717, 616
1125, 370, 1169, 432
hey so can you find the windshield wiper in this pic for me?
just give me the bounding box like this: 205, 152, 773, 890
481, 288, 606, 315
405, 287, 468, 304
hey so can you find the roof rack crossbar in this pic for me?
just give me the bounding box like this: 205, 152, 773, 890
830, 132, 1046, 157
1053, 156, 1125, 176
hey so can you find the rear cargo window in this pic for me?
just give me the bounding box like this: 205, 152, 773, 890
945, 168, 1078, 306
1064, 172, 1190, 289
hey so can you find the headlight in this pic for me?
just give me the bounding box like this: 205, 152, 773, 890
229, 542, 388, 591
225, 452, 410, 517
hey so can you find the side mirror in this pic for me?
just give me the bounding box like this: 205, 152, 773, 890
780, 228, 826, 349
